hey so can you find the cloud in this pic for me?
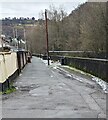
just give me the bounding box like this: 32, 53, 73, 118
0, 0, 87, 19
1, 0, 87, 3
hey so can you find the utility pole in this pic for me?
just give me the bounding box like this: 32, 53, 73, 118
15, 28, 19, 49
23, 27, 27, 50
13, 27, 15, 38
45, 9, 50, 65
15, 28, 18, 38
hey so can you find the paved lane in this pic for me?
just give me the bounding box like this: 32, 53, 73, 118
2, 57, 106, 118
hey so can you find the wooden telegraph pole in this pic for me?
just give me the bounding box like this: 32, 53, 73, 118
45, 9, 50, 65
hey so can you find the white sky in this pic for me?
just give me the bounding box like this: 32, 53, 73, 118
0, 0, 88, 19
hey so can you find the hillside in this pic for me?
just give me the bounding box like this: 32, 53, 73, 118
1, 2, 108, 58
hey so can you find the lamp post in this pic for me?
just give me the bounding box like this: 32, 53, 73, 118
45, 9, 50, 65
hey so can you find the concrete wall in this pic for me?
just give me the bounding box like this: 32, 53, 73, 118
0, 51, 28, 92
0, 52, 18, 84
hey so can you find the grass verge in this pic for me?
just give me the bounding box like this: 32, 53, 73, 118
0, 85, 16, 95
3, 86, 16, 95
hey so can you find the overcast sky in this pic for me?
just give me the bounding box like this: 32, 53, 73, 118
0, 0, 87, 19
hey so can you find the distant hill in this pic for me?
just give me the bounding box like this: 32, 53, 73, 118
1, 17, 45, 39
1, 17, 37, 26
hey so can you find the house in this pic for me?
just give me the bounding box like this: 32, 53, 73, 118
0, 34, 11, 52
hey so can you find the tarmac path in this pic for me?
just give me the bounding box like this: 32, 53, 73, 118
2, 57, 106, 118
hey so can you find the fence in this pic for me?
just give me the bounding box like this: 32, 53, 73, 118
64, 57, 108, 82
50, 55, 108, 82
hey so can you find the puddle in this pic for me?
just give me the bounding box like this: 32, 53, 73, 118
19, 84, 40, 92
